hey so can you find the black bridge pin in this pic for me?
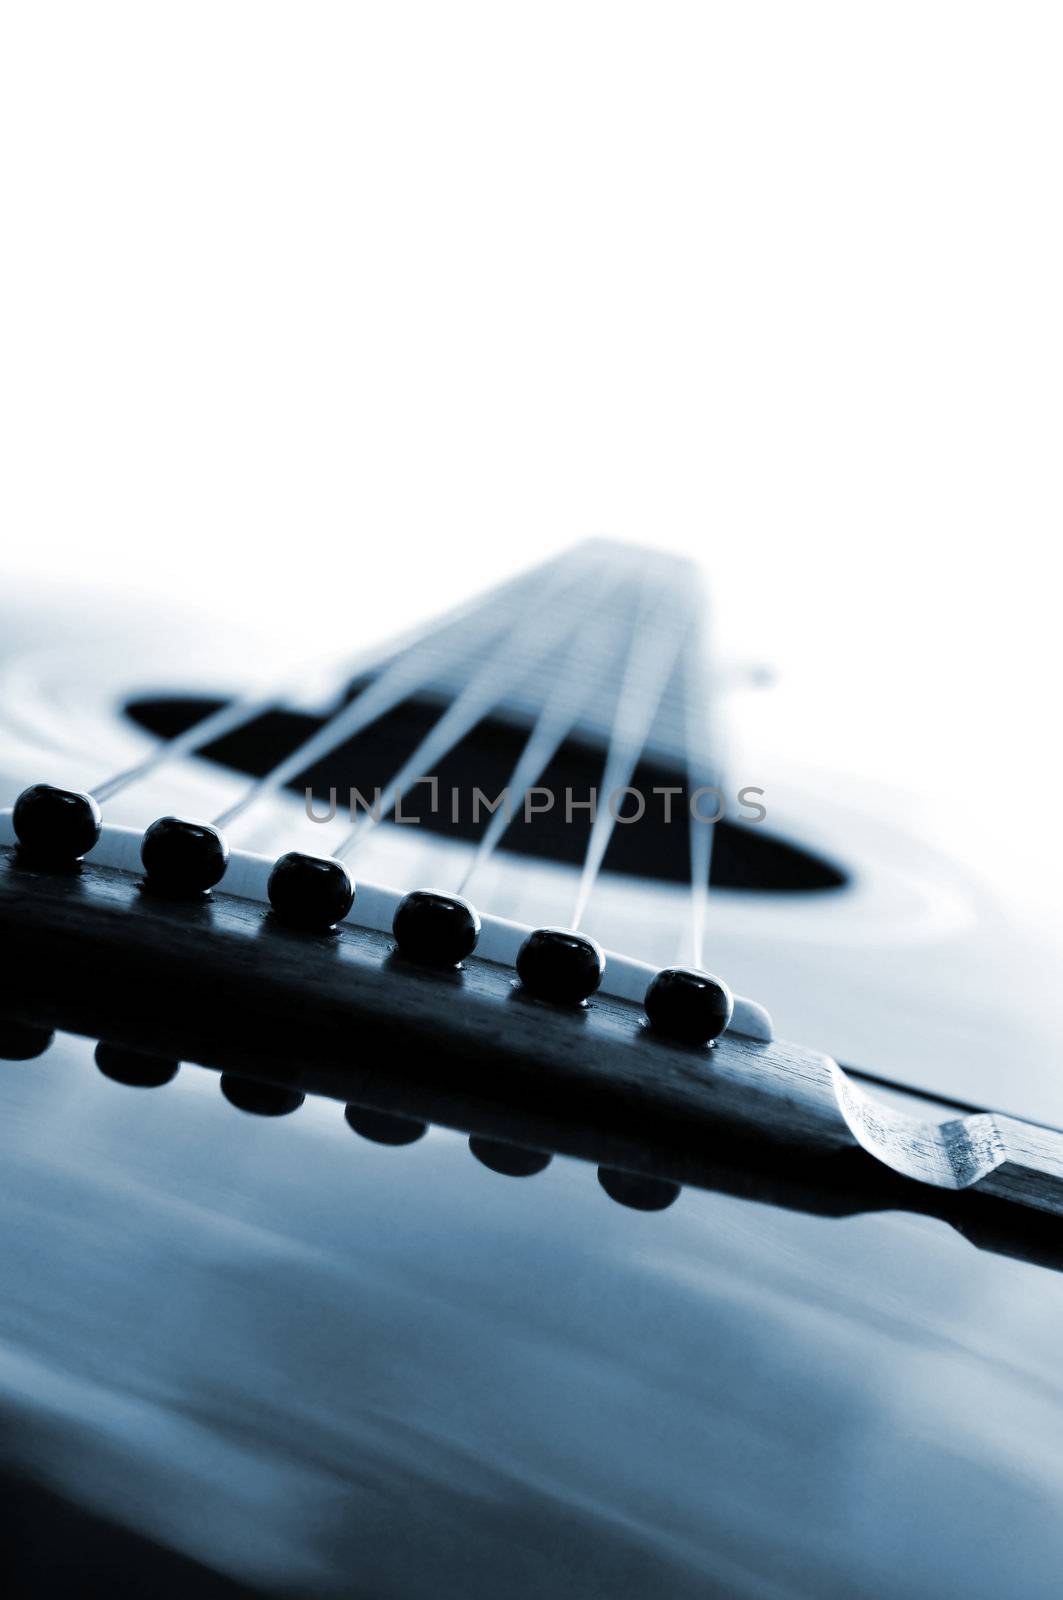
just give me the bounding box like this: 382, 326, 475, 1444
392, 889, 481, 967
267, 850, 354, 931
643, 966, 734, 1046
12, 783, 102, 866
141, 815, 229, 896
515, 926, 605, 1006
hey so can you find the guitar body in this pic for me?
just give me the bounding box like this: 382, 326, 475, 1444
2, 565, 1062, 1598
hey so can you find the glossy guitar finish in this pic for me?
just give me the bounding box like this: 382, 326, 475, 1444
2, 550, 1063, 1598
6, 844, 1063, 1226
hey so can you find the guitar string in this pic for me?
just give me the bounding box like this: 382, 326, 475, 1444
329, 553, 609, 862
91, 690, 283, 804
84, 557, 559, 808
681, 617, 718, 970
74, 542, 717, 967
209, 557, 590, 833
569, 587, 698, 931
455, 577, 635, 896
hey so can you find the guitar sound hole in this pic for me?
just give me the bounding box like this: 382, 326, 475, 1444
124, 692, 847, 894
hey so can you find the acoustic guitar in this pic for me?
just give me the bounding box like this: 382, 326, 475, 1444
1, 540, 1061, 1598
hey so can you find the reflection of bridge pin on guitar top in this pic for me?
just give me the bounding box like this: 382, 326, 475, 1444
598, 1168, 682, 1211
12, 783, 102, 865
95, 1042, 180, 1088
220, 1075, 305, 1116
0, 1020, 55, 1061
469, 1137, 552, 1177
345, 1105, 428, 1145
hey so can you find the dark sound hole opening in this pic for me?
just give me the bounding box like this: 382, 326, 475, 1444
123, 691, 847, 894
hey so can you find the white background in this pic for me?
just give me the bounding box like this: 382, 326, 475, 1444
1, 3, 1060, 902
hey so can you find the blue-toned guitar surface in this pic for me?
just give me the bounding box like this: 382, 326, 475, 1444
1, 543, 1062, 1599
